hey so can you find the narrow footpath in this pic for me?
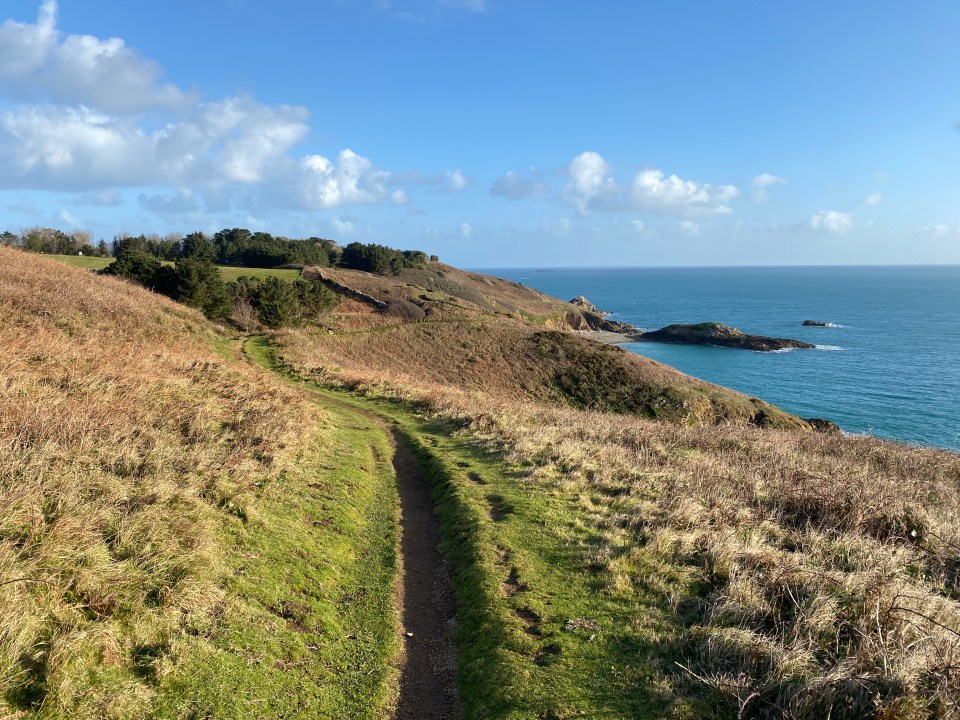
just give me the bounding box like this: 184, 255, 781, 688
391, 430, 460, 720
243, 337, 460, 719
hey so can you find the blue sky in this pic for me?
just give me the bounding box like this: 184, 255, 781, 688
1, 0, 958, 266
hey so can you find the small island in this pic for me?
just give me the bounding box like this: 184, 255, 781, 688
802, 319, 832, 327
637, 322, 815, 352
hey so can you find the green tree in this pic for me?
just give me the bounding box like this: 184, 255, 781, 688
172, 258, 232, 319
252, 277, 302, 328
101, 251, 162, 287
179, 232, 218, 262
295, 279, 339, 320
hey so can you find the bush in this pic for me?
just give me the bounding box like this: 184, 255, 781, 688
339, 242, 428, 276
383, 299, 426, 322
251, 277, 302, 328
171, 258, 232, 319
101, 251, 162, 287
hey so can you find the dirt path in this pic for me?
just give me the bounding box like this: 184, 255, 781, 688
242, 337, 460, 718
390, 430, 461, 720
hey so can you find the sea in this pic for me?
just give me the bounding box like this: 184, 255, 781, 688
477, 266, 960, 452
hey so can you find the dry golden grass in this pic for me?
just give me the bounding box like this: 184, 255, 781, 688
277, 324, 960, 718
277, 319, 808, 429
0, 247, 317, 718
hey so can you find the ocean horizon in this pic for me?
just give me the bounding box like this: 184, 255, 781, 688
476, 265, 960, 452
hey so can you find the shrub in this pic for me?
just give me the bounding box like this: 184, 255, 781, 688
101, 251, 162, 287
382, 299, 426, 322
252, 277, 303, 328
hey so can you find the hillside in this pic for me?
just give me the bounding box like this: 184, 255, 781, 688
4, 248, 959, 720
0, 248, 402, 719
293, 262, 810, 429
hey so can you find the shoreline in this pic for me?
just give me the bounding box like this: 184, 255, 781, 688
573, 329, 644, 345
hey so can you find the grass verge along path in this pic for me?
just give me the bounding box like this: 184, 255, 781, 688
252, 335, 681, 719
155, 346, 402, 719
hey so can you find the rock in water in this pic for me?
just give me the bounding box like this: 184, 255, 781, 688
638, 322, 815, 352
802, 320, 831, 327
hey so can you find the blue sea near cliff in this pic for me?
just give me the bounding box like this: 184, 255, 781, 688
480, 266, 960, 452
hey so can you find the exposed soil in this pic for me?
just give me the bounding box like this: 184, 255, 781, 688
391, 430, 461, 720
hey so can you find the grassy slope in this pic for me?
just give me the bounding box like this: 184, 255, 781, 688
253, 337, 682, 719
275, 311, 960, 719
43, 254, 301, 282
279, 319, 807, 430
0, 249, 399, 719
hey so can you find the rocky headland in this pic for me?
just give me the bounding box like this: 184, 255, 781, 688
637, 322, 815, 352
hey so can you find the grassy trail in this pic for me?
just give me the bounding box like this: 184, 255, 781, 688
246, 335, 677, 719
151, 367, 404, 719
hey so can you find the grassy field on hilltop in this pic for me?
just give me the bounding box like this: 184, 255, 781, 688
44, 253, 302, 282
0, 249, 401, 719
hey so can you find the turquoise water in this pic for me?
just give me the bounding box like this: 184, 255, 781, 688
479, 266, 960, 451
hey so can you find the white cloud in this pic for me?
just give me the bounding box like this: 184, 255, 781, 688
446, 167, 468, 192
300, 149, 394, 209
569, 151, 613, 205
0, 1, 191, 113
810, 210, 854, 234
541, 151, 740, 216
0, 3, 447, 214
865, 193, 883, 206
490, 170, 547, 200
629, 168, 738, 215
750, 173, 787, 203
631, 220, 646, 233
459, 222, 472, 238
56, 207, 80, 226
679, 220, 700, 236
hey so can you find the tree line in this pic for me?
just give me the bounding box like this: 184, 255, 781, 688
3, 227, 437, 276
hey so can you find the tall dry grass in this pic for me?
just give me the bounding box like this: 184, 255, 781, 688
277, 324, 960, 718
0, 248, 316, 718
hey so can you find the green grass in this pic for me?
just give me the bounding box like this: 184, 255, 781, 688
254, 335, 686, 719
43, 253, 113, 270
43, 254, 301, 282
149, 336, 401, 719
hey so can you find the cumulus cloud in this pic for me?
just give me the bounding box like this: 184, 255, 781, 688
299, 149, 399, 209
0, 3, 454, 214
865, 193, 883, 206
0, 1, 191, 113
810, 210, 854, 234
520, 151, 742, 216
679, 220, 700, 236
751, 173, 787, 203
629, 168, 738, 215
459, 222, 472, 238
490, 170, 548, 200
631, 220, 646, 233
